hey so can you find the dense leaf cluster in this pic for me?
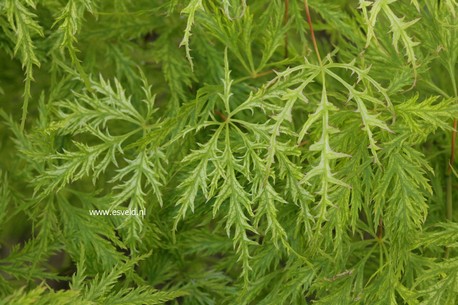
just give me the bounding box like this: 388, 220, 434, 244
0, 0, 457, 304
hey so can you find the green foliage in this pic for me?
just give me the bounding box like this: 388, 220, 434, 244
0, 0, 457, 304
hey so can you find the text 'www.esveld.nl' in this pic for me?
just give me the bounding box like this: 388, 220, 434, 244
88, 209, 146, 217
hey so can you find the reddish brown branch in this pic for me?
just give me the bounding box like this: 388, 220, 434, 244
254, 69, 275, 78
377, 217, 383, 240
214, 110, 228, 122
303, 0, 322, 65
298, 140, 309, 147
284, 0, 289, 58
447, 119, 457, 175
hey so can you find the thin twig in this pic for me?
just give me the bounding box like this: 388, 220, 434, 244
447, 119, 457, 176
446, 119, 456, 221
298, 140, 309, 147
214, 110, 228, 122
234, 69, 275, 85
284, 0, 289, 58
445, 119, 456, 258
377, 217, 383, 240
304, 0, 322, 65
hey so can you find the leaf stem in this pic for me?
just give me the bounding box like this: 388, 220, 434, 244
304, 0, 322, 65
